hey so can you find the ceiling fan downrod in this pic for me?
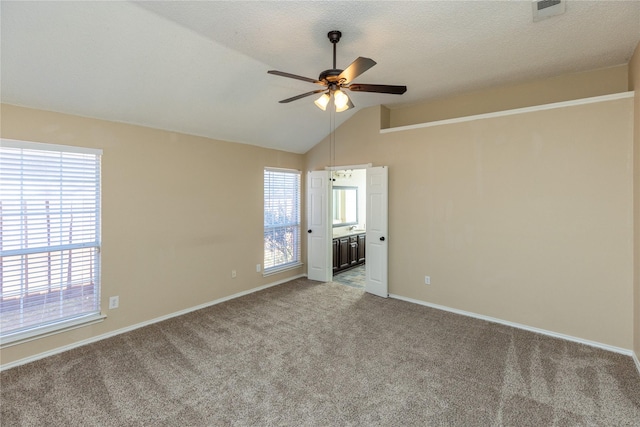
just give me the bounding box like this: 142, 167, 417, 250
328, 30, 342, 70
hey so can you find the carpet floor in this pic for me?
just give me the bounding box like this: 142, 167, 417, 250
1, 278, 639, 426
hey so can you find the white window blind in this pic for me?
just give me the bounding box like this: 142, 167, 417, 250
0, 140, 102, 344
264, 168, 301, 274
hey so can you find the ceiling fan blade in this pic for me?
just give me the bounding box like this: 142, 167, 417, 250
279, 89, 326, 103
348, 83, 407, 95
268, 70, 324, 85
338, 57, 376, 84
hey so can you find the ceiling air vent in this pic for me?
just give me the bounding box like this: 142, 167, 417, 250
532, 0, 565, 22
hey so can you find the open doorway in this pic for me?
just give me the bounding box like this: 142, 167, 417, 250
330, 168, 366, 289
307, 165, 388, 297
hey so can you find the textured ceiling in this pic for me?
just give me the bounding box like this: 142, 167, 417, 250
2, 1, 639, 154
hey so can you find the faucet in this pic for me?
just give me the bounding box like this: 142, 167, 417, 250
349, 225, 357, 231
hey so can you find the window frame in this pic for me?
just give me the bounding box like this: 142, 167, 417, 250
263, 167, 302, 275
0, 139, 104, 347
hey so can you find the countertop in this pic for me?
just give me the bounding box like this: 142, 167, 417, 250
332, 229, 366, 238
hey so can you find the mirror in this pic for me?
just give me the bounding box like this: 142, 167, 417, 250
333, 186, 358, 226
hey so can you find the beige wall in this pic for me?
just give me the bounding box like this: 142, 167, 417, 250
629, 42, 640, 359
0, 104, 305, 365
307, 97, 635, 349
2, 58, 637, 366
390, 64, 629, 128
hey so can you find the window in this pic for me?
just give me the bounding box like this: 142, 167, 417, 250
0, 140, 102, 345
264, 168, 301, 274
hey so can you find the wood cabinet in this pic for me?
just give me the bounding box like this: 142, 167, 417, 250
349, 236, 359, 266
333, 233, 365, 274
332, 239, 340, 273
357, 234, 366, 263
338, 237, 350, 270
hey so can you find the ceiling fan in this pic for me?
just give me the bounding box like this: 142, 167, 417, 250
268, 30, 407, 112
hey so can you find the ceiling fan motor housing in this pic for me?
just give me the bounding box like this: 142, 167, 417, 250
319, 69, 344, 84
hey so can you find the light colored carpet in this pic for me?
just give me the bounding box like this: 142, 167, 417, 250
2, 277, 639, 426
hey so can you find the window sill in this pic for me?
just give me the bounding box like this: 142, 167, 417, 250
263, 262, 304, 277
0, 313, 106, 348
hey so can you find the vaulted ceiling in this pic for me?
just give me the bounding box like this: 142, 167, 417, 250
2, 1, 639, 153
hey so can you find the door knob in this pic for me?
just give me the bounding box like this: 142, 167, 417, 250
380, 236, 385, 241
308, 229, 312, 233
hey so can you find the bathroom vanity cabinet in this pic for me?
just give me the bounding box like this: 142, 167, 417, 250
332, 233, 366, 274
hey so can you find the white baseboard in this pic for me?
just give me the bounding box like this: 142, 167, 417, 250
389, 293, 634, 357
1, 274, 305, 372
633, 352, 640, 377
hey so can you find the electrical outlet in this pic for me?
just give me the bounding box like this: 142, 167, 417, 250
231, 270, 237, 278
424, 276, 431, 285
256, 264, 261, 273
109, 296, 119, 309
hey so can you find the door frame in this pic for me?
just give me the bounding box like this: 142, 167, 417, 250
321, 163, 388, 297
324, 164, 372, 280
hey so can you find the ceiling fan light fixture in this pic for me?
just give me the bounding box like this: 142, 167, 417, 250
314, 93, 330, 111
335, 98, 354, 113
333, 89, 349, 109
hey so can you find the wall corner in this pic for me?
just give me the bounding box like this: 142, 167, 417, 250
630, 39, 640, 363
380, 106, 391, 130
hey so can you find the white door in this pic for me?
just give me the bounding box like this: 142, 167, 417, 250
307, 171, 331, 282
365, 166, 388, 297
